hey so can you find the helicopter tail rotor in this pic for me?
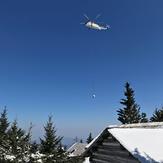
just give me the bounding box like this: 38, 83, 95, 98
106, 24, 111, 29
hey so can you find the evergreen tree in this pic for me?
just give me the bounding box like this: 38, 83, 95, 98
150, 108, 163, 122
0, 108, 9, 135
0, 108, 10, 159
87, 133, 93, 144
140, 112, 148, 123
117, 82, 141, 124
57, 142, 66, 162
30, 141, 39, 154
80, 139, 83, 143
29, 141, 40, 163
40, 116, 64, 162
73, 136, 79, 143
7, 120, 32, 162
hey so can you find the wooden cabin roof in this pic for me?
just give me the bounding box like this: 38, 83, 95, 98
84, 122, 163, 163
67, 142, 87, 157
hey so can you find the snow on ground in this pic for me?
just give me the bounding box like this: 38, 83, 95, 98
5, 155, 15, 161
109, 128, 163, 163
83, 157, 90, 163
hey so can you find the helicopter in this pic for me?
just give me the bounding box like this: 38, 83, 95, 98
81, 14, 110, 31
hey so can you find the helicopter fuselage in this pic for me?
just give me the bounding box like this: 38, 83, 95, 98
86, 21, 108, 30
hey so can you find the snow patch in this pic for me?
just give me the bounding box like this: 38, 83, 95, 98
83, 157, 90, 163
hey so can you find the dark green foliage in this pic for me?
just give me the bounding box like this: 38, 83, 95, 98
117, 82, 141, 124
40, 116, 64, 162
73, 136, 79, 143
0, 160, 13, 163
7, 120, 32, 162
0, 110, 33, 163
0, 108, 9, 135
150, 108, 163, 122
30, 141, 38, 154
140, 112, 148, 123
87, 132, 93, 144
0, 108, 10, 159
57, 142, 66, 160
0, 111, 80, 163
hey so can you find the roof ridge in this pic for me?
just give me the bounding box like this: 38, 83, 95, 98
108, 122, 163, 129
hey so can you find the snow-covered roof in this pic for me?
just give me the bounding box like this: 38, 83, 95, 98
86, 129, 105, 149
67, 142, 87, 157
109, 128, 163, 163
84, 122, 163, 163
111, 122, 163, 129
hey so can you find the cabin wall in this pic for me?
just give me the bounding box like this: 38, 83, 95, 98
89, 133, 140, 163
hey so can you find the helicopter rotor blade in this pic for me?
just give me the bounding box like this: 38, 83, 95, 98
80, 22, 85, 25
95, 13, 102, 20
83, 14, 89, 20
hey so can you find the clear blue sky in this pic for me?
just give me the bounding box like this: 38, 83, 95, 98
0, 0, 163, 140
